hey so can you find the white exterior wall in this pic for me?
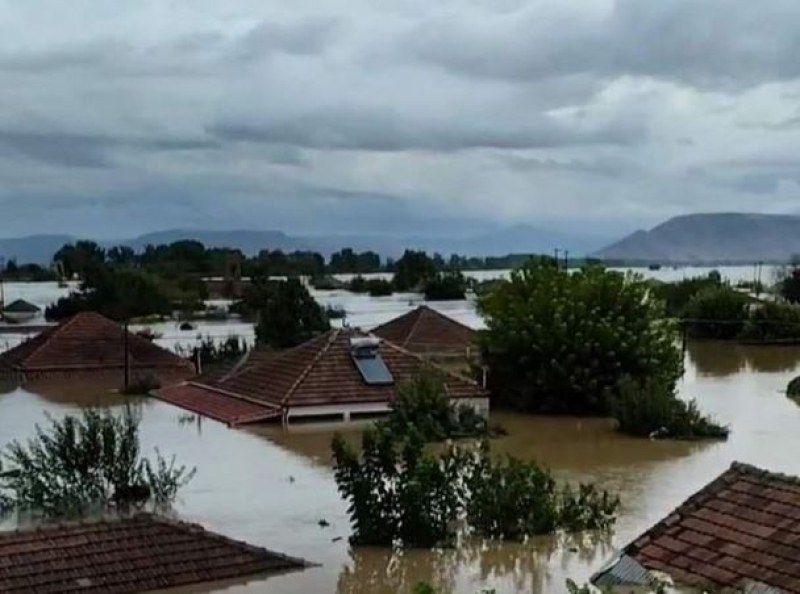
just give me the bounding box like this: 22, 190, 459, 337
285, 397, 490, 424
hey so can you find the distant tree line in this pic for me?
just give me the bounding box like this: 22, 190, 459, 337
2, 239, 564, 282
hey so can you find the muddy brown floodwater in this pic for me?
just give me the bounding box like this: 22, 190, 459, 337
2, 340, 800, 593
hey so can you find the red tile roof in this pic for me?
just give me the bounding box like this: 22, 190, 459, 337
0, 312, 192, 373
615, 462, 800, 593
152, 382, 281, 426
213, 327, 486, 408
153, 328, 487, 423
371, 306, 476, 354
0, 513, 308, 594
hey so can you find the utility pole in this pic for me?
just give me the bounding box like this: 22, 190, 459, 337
564, 250, 569, 271
123, 319, 130, 390
554, 248, 560, 269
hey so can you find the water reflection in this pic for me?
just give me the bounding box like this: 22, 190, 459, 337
687, 340, 800, 377
337, 532, 613, 594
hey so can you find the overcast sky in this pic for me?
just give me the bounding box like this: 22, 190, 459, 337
2, 0, 800, 239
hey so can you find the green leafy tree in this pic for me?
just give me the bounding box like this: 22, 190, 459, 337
252, 279, 330, 348
393, 250, 437, 291
332, 428, 619, 548
609, 377, 728, 439
332, 426, 464, 547
0, 408, 194, 518
781, 258, 800, 303
423, 271, 467, 301
649, 271, 722, 317
382, 372, 488, 441
53, 240, 106, 278
478, 260, 681, 415
45, 266, 174, 321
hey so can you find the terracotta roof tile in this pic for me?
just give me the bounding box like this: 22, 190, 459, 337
210, 327, 486, 408
371, 306, 476, 355
0, 513, 308, 594
152, 383, 281, 426
618, 462, 800, 593
0, 312, 192, 373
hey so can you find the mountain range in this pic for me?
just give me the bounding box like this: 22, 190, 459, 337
0, 225, 608, 265
593, 213, 800, 263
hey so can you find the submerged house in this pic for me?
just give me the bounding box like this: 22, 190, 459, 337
592, 462, 800, 593
371, 305, 477, 363
0, 311, 194, 385
1, 299, 40, 323
0, 513, 308, 593
154, 326, 489, 426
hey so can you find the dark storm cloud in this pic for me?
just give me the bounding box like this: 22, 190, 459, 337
209, 107, 644, 152
0, 130, 219, 168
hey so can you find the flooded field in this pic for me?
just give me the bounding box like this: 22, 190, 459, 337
1, 270, 799, 593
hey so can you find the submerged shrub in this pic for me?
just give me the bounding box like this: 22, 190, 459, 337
332, 425, 464, 547
0, 407, 195, 518
465, 442, 618, 540
610, 378, 728, 440
332, 430, 619, 548
120, 371, 162, 395
382, 372, 488, 441
740, 301, 800, 342
684, 285, 749, 339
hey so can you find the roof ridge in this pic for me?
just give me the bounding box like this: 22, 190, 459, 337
380, 336, 485, 393
217, 349, 255, 383
404, 306, 426, 347
20, 312, 83, 365
281, 329, 341, 406
729, 461, 800, 488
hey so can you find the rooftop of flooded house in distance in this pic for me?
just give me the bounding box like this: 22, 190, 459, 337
370, 305, 476, 354
0, 311, 193, 374
592, 462, 800, 593
0, 513, 309, 594
154, 325, 487, 425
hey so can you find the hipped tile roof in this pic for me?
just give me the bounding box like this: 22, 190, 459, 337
0, 311, 192, 373
0, 513, 308, 594
154, 327, 487, 424
371, 305, 476, 354
599, 462, 800, 593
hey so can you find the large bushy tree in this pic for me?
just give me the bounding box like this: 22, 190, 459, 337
478, 260, 682, 415
45, 265, 175, 321
252, 278, 330, 348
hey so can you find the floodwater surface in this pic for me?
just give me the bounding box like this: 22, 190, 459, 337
2, 340, 800, 593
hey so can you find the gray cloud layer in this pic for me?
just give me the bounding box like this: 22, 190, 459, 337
1, 0, 799, 238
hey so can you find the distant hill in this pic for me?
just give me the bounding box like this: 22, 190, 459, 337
0, 225, 608, 264
594, 213, 800, 263
0, 235, 73, 266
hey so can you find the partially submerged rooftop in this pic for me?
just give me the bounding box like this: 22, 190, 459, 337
371, 305, 476, 356
2, 299, 40, 313
592, 462, 800, 593
155, 326, 488, 425
0, 311, 193, 379
0, 513, 309, 594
